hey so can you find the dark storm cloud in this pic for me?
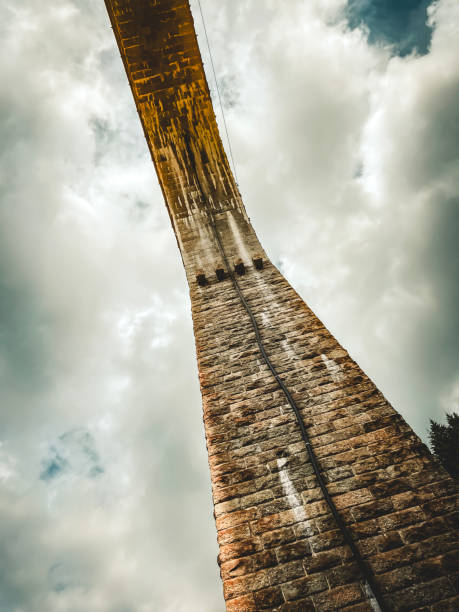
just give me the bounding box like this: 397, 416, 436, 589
346, 0, 433, 56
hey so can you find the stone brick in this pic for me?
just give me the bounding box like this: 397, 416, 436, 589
216, 508, 258, 532
276, 540, 312, 564
253, 586, 284, 609
315, 513, 343, 534
250, 510, 295, 535
282, 574, 328, 601
218, 537, 262, 564
376, 531, 404, 552
341, 604, 374, 612
220, 550, 278, 581
400, 516, 448, 544
378, 556, 445, 593
214, 497, 242, 517
294, 520, 320, 539
312, 583, 364, 610
239, 488, 274, 509
223, 570, 270, 599
385, 577, 455, 610
370, 543, 424, 574
378, 506, 426, 532
451, 570, 459, 592
444, 510, 459, 530
220, 556, 255, 581
304, 550, 342, 574
262, 526, 297, 549
351, 498, 394, 521
217, 523, 251, 546
333, 488, 374, 509
309, 529, 344, 553
253, 550, 278, 572
349, 518, 380, 540
326, 561, 360, 588
422, 495, 458, 518
430, 595, 459, 611
225, 594, 257, 611
441, 549, 459, 573
370, 476, 412, 498
279, 598, 315, 611
267, 560, 305, 584
419, 532, 458, 558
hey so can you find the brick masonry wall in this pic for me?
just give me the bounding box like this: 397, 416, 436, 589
105, 1, 459, 610
191, 238, 458, 611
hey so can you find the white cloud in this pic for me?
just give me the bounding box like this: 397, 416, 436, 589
0, 0, 458, 609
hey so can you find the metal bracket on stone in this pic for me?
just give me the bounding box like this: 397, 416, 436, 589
252, 255, 263, 270
215, 267, 227, 281
196, 271, 208, 287
235, 259, 246, 276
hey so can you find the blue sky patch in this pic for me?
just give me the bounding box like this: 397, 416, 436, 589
48, 561, 89, 594
40, 450, 69, 481
346, 0, 433, 56
40, 429, 104, 482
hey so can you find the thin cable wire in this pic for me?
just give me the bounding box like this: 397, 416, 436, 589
196, 0, 240, 187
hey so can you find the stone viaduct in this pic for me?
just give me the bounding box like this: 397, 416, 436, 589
104, 1, 458, 609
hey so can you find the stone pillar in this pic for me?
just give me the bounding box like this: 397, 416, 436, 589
105, 1, 459, 610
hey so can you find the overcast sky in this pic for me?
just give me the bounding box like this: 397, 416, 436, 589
0, 0, 458, 610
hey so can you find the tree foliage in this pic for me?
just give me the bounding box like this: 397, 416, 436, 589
428, 412, 459, 480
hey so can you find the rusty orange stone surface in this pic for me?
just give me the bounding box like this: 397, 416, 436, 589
104, 1, 459, 609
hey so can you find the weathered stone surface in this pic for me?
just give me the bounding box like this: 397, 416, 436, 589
281, 574, 328, 601
225, 594, 257, 611
106, 0, 459, 609
312, 583, 364, 610
385, 576, 456, 610
253, 586, 285, 609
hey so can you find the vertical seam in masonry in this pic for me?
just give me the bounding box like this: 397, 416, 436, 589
204, 208, 388, 611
